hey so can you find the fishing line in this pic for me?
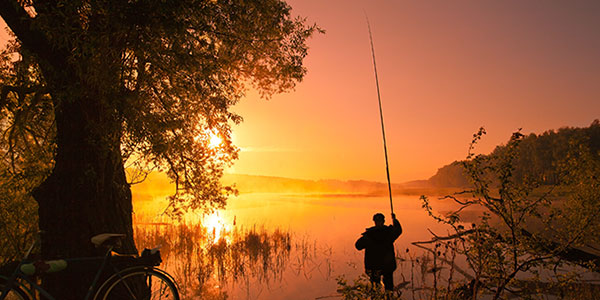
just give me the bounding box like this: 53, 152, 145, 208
365, 15, 394, 216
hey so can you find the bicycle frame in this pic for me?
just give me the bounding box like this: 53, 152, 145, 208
0, 245, 117, 300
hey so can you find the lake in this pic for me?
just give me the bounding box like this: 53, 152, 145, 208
134, 193, 460, 299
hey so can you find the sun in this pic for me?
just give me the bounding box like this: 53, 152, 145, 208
208, 132, 223, 149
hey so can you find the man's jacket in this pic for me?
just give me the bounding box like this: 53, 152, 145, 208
355, 218, 402, 272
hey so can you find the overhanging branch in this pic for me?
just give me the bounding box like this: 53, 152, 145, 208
0, 1, 44, 52
0, 0, 65, 73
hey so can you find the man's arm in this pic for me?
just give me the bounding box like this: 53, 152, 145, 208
391, 213, 402, 239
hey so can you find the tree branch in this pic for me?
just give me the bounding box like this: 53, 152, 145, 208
0, 0, 67, 78
0, 1, 45, 54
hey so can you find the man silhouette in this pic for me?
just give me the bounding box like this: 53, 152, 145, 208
355, 212, 402, 292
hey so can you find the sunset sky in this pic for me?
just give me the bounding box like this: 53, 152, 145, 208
1, 1, 598, 183
229, 0, 600, 182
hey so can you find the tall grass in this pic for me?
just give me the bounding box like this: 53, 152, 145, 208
133, 215, 329, 299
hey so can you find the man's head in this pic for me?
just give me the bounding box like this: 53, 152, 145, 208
373, 213, 385, 226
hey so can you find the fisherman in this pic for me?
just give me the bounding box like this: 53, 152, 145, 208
355, 212, 402, 292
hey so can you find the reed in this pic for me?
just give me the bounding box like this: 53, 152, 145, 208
132, 214, 329, 299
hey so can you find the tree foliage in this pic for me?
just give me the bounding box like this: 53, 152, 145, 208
428, 120, 600, 188
0, 0, 320, 214
420, 127, 600, 299
0, 39, 53, 262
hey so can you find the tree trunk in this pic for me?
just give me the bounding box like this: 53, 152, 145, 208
0, 2, 137, 298
32, 94, 137, 299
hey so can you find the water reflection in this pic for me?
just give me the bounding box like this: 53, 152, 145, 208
131, 192, 600, 299
201, 212, 231, 243
134, 219, 333, 299
132, 194, 452, 299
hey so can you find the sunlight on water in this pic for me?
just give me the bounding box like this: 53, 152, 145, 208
133, 192, 465, 299
131, 189, 600, 300
197, 211, 231, 244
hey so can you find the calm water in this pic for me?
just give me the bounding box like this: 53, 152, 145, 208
132, 188, 600, 299
178, 193, 456, 300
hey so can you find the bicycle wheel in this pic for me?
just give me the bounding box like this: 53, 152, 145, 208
95, 268, 179, 300
0, 283, 31, 300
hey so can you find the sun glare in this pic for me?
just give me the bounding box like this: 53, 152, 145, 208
208, 132, 223, 149
203, 212, 231, 243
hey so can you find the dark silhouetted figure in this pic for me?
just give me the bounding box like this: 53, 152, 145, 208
355, 212, 402, 292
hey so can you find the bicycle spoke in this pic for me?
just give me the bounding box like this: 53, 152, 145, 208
97, 268, 178, 300
0, 284, 29, 300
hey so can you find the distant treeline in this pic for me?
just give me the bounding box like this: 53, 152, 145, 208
221, 174, 449, 196
428, 120, 600, 188
222, 174, 391, 195
220, 121, 600, 193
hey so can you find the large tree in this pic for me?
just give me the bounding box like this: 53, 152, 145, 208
0, 0, 318, 298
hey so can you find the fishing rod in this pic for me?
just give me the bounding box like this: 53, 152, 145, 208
366, 15, 394, 217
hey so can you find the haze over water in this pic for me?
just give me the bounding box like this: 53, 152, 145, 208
135, 190, 459, 299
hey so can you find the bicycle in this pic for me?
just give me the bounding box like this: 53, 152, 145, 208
0, 233, 180, 300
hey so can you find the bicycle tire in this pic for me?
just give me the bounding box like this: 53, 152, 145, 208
0, 283, 31, 300
94, 267, 179, 300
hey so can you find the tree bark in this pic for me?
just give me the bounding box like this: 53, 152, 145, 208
32, 93, 137, 299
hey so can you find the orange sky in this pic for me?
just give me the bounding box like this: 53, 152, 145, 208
229, 0, 600, 182
1, 1, 599, 183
